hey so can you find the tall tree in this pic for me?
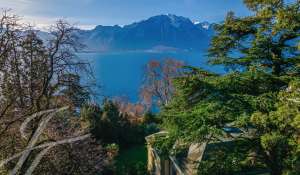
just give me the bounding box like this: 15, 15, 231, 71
0, 11, 105, 175
158, 1, 300, 175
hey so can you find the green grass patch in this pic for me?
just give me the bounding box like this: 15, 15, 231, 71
115, 145, 148, 175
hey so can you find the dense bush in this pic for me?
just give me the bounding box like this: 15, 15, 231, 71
81, 100, 147, 148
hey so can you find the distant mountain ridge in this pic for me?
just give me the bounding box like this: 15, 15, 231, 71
76, 14, 214, 52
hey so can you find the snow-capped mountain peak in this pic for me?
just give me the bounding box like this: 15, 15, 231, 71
201, 22, 210, 29
60, 14, 214, 52
193, 21, 201, 25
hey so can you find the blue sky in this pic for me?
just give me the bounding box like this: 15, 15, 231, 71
0, 0, 250, 29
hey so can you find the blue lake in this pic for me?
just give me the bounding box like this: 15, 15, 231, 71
78, 51, 223, 102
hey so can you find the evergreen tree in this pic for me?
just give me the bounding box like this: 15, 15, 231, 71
209, 0, 300, 76
159, 1, 300, 174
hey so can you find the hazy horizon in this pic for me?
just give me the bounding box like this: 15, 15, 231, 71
0, 0, 251, 30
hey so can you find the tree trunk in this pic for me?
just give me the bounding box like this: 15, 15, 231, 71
270, 166, 283, 175
272, 63, 282, 76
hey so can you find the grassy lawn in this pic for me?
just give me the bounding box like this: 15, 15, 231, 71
115, 145, 148, 175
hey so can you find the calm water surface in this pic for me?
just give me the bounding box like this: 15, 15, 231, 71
78, 51, 223, 102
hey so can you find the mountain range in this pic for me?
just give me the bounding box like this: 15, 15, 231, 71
74, 14, 214, 52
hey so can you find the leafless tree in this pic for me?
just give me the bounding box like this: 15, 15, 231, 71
0, 10, 107, 175
0, 11, 93, 130
113, 96, 146, 121
140, 58, 184, 109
